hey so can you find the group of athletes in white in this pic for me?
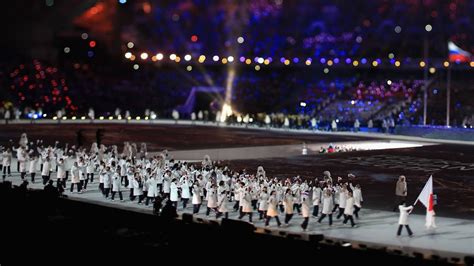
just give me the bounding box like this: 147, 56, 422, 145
1, 133, 364, 231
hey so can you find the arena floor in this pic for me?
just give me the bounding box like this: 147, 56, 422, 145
1, 122, 473, 220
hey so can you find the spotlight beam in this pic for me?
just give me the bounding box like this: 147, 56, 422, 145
220, 68, 235, 122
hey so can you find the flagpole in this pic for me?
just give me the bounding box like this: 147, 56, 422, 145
423, 37, 429, 126
446, 65, 451, 127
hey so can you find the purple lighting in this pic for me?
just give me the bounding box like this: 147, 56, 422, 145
320, 58, 326, 64
345, 58, 352, 64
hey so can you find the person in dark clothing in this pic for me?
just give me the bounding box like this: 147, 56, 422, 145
16, 180, 29, 195
160, 199, 178, 219
76, 130, 84, 148
44, 180, 59, 214
44, 180, 59, 198
96, 129, 104, 146
153, 195, 163, 216
57, 180, 65, 197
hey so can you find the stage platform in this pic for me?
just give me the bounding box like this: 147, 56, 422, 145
1, 121, 473, 218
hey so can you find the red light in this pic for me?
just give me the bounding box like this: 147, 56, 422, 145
89, 41, 96, 48
143, 2, 151, 14
91, 7, 99, 15
191, 35, 198, 42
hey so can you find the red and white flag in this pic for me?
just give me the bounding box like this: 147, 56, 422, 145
415, 176, 434, 211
